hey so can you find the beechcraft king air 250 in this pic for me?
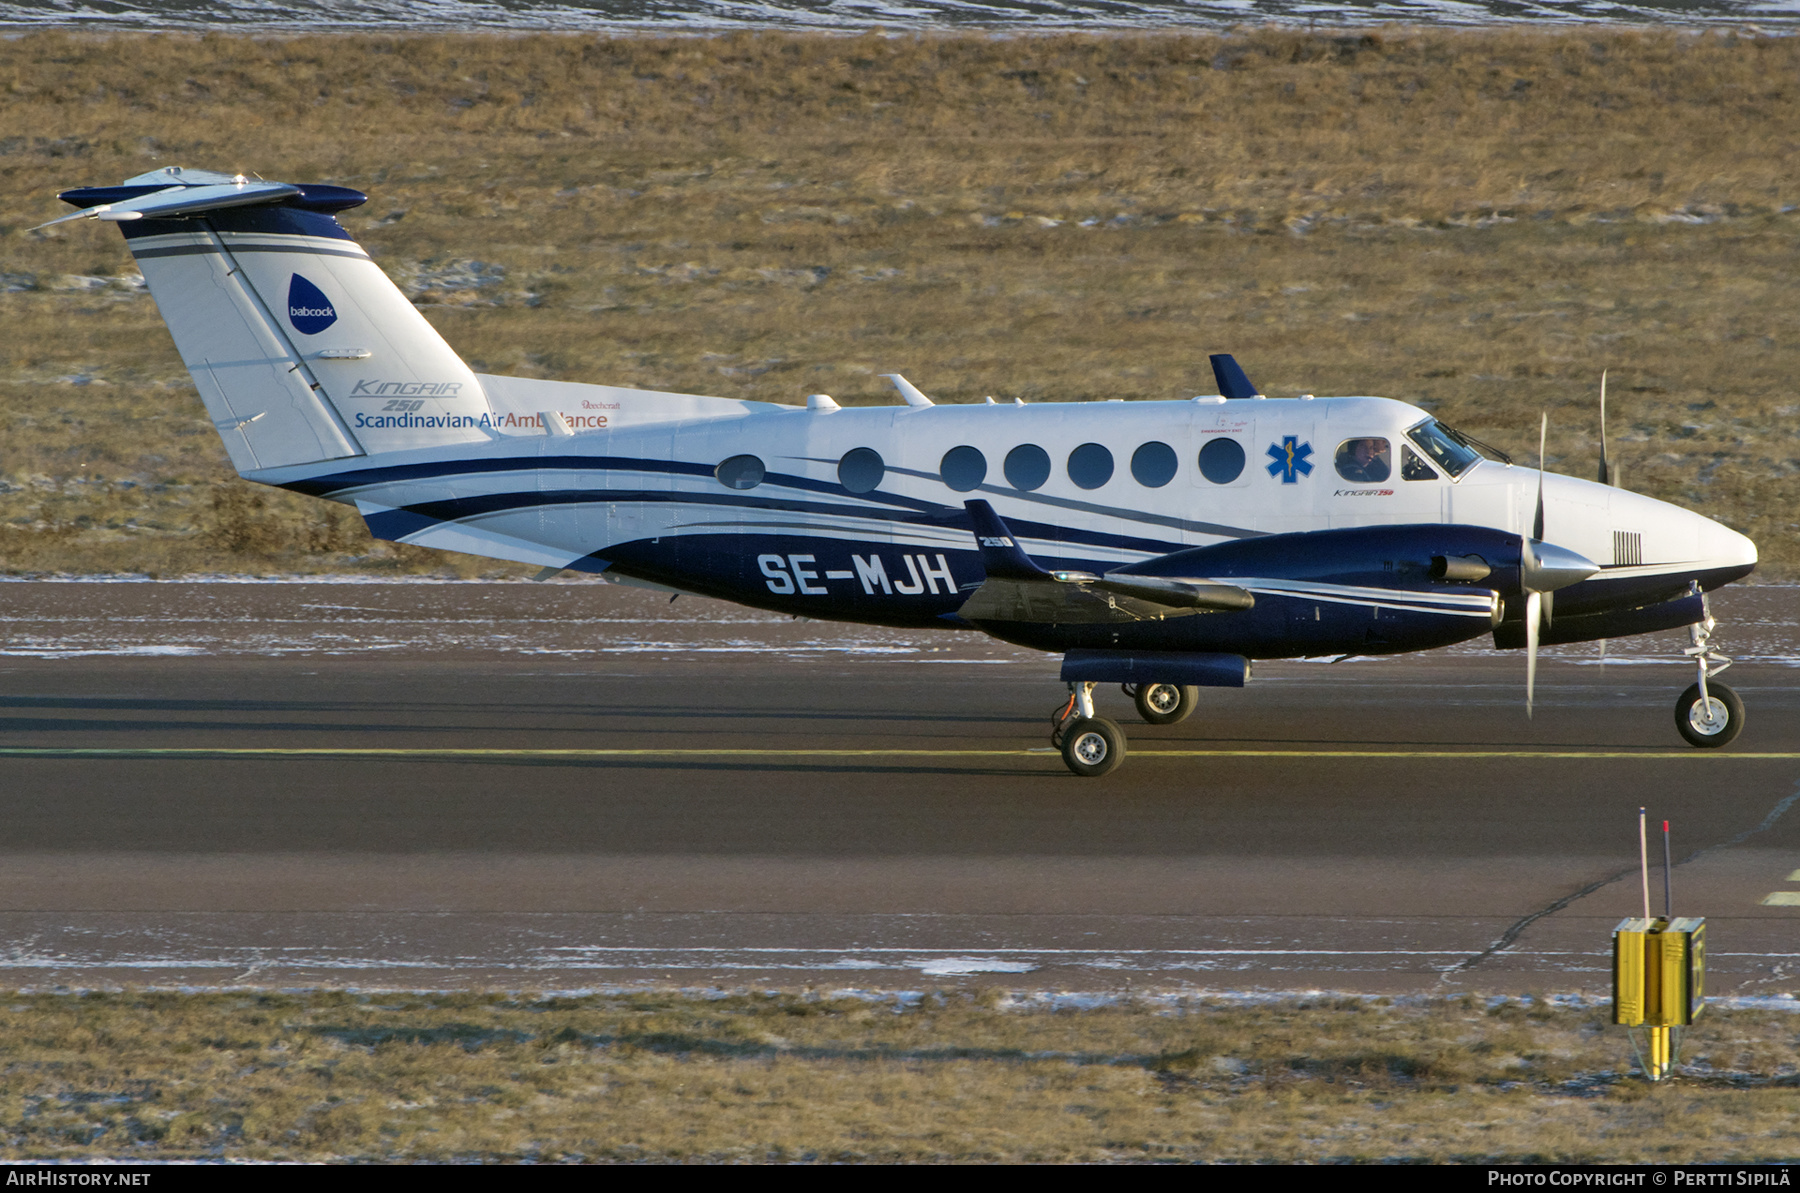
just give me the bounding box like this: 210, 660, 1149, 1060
42, 167, 1760, 776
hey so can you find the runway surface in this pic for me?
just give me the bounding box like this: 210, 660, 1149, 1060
1, 577, 1798, 996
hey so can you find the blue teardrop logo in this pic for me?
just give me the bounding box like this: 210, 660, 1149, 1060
287, 274, 337, 335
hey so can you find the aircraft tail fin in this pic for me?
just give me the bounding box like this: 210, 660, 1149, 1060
54, 167, 493, 475
1209, 353, 1260, 400
963, 500, 1054, 580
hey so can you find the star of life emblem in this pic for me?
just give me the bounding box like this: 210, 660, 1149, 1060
1266, 436, 1314, 484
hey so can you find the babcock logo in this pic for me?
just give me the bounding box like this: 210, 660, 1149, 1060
287, 273, 338, 335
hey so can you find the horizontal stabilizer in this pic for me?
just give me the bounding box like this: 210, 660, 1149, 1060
1061, 650, 1249, 688
36, 178, 298, 230
1209, 353, 1259, 400
963, 500, 1050, 580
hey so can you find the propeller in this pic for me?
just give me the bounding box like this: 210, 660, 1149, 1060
1520, 411, 1601, 716
1594, 370, 1621, 661
1597, 370, 1614, 487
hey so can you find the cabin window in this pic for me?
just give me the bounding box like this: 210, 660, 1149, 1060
1004, 444, 1051, 491
1067, 442, 1114, 490
1334, 437, 1392, 483
1405, 418, 1483, 478
715, 454, 765, 491
1197, 437, 1246, 484
1130, 441, 1178, 488
940, 445, 988, 492
1401, 445, 1438, 482
839, 447, 885, 494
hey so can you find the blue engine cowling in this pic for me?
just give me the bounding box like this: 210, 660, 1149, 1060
977, 523, 1514, 659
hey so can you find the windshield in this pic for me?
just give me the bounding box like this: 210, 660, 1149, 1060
1406, 418, 1485, 479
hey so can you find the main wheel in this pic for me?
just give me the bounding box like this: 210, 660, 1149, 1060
1674, 681, 1744, 748
1133, 682, 1198, 726
1060, 716, 1126, 778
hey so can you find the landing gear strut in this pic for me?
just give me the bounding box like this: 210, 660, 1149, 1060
1052, 682, 1126, 777
1675, 592, 1742, 748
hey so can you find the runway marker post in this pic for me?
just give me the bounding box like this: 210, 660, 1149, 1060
1613, 812, 1704, 1082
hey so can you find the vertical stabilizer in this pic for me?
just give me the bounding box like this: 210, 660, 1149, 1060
53, 168, 495, 475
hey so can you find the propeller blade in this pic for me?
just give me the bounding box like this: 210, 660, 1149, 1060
1542, 588, 1555, 627
1533, 412, 1547, 541
1525, 590, 1541, 718
1598, 369, 1612, 486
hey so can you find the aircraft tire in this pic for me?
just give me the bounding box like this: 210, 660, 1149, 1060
1060, 717, 1126, 778
1134, 683, 1199, 726
1674, 682, 1744, 749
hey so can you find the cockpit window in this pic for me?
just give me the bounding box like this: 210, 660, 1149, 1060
1401, 444, 1438, 482
1335, 437, 1392, 483
1406, 418, 1484, 479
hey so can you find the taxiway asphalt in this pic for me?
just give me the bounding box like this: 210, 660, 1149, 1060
0, 578, 1797, 995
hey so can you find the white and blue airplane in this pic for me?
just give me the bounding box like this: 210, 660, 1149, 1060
42, 167, 1759, 775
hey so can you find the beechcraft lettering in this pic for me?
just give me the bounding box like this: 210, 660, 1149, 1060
42, 166, 1760, 776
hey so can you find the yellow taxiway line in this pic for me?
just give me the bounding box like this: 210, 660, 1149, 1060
0, 747, 1798, 761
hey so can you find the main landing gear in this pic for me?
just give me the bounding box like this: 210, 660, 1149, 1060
1675, 595, 1743, 748
1051, 683, 1126, 778
1050, 682, 1200, 777
1126, 682, 1199, 726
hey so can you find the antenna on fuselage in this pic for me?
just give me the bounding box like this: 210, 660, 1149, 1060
880, 374, 935, 408
1598, 369, 1622, 489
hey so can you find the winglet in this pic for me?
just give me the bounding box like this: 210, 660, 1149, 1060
881, 373, 935, 408
964, 500, 1050, 580
1209, 354, 1260, 399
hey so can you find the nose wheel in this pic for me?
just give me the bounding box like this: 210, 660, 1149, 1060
1675, 681, 1743, 748
1052, 682, 1126, 777
1675, 590, 1743, 748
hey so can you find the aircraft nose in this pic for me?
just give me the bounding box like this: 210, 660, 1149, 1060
1698, 512, 1757, 570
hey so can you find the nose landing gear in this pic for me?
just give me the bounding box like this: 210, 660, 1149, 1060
1674, 591, 1742, 748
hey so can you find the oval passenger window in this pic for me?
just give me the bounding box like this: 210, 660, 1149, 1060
1334, 437, 1393, 484
839, 447, 886, 495
1198, 438, 1246, 484
1004, 444, 1051, 492
1067, 443, 1114, 490
940, 445, 988, 493
1130, 441, 1178, 488
715, 454, 765, 491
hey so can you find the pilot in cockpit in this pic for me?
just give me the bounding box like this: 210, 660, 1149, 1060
1335, 437, 1392, 483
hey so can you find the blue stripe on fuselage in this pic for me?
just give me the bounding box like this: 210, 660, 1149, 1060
290, 456, 1201, 558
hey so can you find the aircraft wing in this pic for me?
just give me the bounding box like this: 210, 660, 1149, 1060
959, 500, 1254, 624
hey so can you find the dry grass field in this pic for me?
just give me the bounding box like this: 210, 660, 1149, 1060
1, 27, 1797, 575
0, 989, 1793, 1162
